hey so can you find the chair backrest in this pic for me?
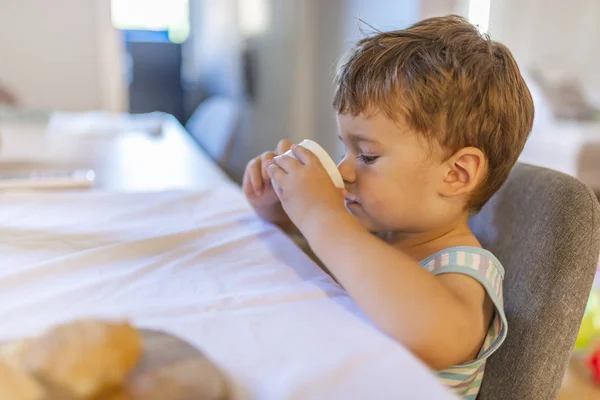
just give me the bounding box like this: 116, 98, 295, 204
469, 163, 600, 399
185, 96, 241, 168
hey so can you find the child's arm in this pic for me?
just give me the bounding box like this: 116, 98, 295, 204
267, 146, 491, 370
304, 211, 491, 369
254, 202, 300, 236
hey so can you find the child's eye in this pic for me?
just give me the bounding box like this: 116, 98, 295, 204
358, 154, 379, 165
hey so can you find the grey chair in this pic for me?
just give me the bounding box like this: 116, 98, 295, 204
469, 163, 600, 399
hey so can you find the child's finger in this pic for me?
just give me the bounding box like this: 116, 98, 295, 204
242, 170, 253, 196
266, 162, 286, 186
261, 152, 276, 182
273, 154, 301, 173
291, 144, 319, 166
276, 139, 293, 155
247, 159, 264, 195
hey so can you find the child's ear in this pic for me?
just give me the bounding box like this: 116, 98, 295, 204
437, 147, 487, 198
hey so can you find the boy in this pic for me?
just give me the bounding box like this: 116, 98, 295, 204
242, 15, 533, 399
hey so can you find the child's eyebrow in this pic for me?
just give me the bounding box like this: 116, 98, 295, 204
337, 133, 380, 145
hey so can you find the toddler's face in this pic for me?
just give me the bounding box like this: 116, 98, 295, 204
336, 111, 451, 235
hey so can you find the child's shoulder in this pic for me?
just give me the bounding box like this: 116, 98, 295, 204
420, 246, 505, 311
419, 245, 504, 276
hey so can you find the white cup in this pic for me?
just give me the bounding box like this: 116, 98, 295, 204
282, 139, 345, 189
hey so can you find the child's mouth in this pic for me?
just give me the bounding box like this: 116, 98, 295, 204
344, 195, 360, 206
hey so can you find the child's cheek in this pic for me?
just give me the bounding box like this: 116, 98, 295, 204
364, 190, 386, 214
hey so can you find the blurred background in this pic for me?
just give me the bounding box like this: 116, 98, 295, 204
0, 0, 599, 186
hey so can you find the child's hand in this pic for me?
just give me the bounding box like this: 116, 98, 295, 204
266, 145, 347, 234
242, 139, 292, 209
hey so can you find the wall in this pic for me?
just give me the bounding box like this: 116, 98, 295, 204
182, 0, 243, 101
344, 0, 420, 41
230, 0, 302, 175
0, 0, 127, 111
188, 0, 314, 179
488, 0, 600, 94
420, 0, 461, 19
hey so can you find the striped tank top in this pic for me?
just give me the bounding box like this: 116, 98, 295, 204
420, 247, 508, 400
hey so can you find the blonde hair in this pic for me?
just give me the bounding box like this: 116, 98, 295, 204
333, 15, 534, 210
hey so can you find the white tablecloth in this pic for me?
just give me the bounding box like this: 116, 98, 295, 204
0, 183, 455, 399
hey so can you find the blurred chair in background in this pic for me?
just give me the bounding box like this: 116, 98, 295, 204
529, 68, 599, 121
185, 96, 242, 175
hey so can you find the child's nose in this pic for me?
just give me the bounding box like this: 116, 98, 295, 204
337, 156, 356, 185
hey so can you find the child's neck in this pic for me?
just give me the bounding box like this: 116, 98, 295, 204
382, 212, 480, 262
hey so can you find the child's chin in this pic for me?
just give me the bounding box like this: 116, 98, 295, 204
350, 213, 378, 231
345, 205, 379, 230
